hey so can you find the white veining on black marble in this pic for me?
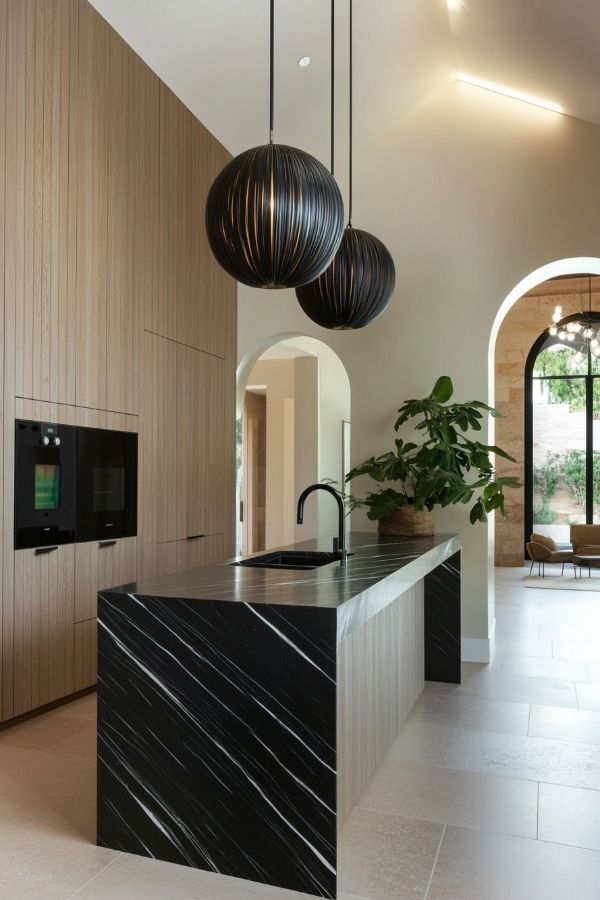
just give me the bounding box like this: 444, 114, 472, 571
98, 593, 338, 898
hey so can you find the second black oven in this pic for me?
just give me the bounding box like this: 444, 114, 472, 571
76, 427, 138, 543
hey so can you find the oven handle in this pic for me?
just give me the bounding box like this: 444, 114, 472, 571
35, 545, 58, 555
99, 540, 118, 547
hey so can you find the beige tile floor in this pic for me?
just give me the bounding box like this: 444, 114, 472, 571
2, 567, 600, 899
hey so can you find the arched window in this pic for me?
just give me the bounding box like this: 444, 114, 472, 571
525, 312, 600, 546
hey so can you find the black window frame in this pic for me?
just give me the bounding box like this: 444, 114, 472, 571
525, 312, 600, 554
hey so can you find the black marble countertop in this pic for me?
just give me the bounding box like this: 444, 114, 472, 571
105, 532, 460, 627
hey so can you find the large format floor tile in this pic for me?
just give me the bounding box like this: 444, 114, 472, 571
425, 825, 600, 900
529, 704, 600, 746
458, 668, 579, 708
68, 852, 352, 900
410, 689, 530, 736
0, 711, 90, 751
357, 759, 537, 838
337, 807, 443, 900
538, 783, 600, 851
576, 682, 600, 711
387, 720, 600, 789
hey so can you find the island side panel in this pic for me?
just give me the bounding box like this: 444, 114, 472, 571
97, 592, 338, 899
337, 581, 424, 826
424, 550, 461, 684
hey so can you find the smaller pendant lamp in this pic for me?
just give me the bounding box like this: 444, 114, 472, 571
205, 0, 344, 290
296, 0, 395, 329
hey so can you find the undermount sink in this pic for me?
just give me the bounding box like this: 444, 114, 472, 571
232, 550, 352, 571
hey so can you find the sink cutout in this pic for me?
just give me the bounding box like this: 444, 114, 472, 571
231, 550, 352, 571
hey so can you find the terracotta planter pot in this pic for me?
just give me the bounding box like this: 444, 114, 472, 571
377, 506, 435, 537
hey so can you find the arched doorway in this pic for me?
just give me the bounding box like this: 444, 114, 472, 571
525, 308, 600, 546
489, 259, 600, 570
236, 336, 351, 556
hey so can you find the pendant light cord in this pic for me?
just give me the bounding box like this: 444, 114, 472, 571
331, 0, 335, 175
348, 0, 353, 224
269, 0, 274, 143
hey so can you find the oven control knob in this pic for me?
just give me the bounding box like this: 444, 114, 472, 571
41, 435, 50, 447
53, 436, 61, 447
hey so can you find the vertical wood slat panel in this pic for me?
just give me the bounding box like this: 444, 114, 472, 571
74, 536, 137, 623
2, 0, 27, 721
74, 618, 96, 691
187, 348, 235, 540
0, 0, 7, 722
75, 0, 107, 410
13, 545, 75, 716
106, 32, 159, 415
11, 0, 74, 406
337, 584, 425, 827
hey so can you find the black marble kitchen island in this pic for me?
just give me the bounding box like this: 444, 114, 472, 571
97, 532, 461, 899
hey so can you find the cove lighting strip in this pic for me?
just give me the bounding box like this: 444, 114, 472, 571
458, 74, 563, 114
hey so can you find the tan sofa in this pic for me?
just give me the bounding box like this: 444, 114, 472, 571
570, 524, 600, 556
526, 533, 573, 576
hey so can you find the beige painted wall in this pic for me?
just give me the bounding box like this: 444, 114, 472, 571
238, 80, 600, 657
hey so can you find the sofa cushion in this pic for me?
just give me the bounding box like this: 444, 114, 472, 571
531, 533, 557, 551
573, 545, 600, 556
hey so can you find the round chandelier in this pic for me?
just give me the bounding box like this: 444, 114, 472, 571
547, 277, 600, 363
295, 0, 395, 330
205, 0, 344, 290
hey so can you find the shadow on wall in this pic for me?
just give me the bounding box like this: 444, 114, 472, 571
237, 336, 350, 555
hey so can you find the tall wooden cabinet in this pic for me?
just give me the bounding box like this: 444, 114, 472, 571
0, 0, 236, 723
139, 333, 236, 577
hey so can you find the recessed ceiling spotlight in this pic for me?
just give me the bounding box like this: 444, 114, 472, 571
458, 73, 563, 114
447, 0, 462, 9
298, 56, 311, 68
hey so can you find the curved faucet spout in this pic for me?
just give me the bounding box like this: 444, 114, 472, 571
296, 484, 346, 555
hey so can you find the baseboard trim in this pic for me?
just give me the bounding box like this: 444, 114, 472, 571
462, 629, 495, 664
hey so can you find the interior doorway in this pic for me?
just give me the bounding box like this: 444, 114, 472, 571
237, 337, 351, 556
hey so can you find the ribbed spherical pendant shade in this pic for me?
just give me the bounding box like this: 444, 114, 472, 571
205, 143, 345, 289
295, 225, 395, 329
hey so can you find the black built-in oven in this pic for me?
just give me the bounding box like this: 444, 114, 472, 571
15, 420, 77, 549
76, 427, 137, 542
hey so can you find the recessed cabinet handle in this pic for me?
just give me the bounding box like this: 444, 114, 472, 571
99, 540, 118, 547
35, 545, 58, 555
187, 534, 206, 541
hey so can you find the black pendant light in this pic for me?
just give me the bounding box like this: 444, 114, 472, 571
205, 0, 345, 290
296, 0, 395, 329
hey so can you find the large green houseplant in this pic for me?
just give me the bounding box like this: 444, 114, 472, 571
345, 376, 520, 535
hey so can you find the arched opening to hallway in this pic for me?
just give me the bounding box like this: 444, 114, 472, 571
236, 335, 351, 556
489, 259, 600, 570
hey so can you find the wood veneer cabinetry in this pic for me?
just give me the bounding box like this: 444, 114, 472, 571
75, 537, 137, 623
140, 333, 235, 575
0, 0, 236, 722
13, 545, 75, 716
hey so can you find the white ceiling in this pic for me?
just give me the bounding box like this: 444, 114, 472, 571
88, 0, 455, 169
450, 0, 600, 125
89, 0, 600, 158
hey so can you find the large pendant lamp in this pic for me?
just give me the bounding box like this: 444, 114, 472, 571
205, 0, 345, 289
296, 0, 395, 328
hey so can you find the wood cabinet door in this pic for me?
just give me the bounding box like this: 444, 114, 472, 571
74, 536, 137, 623
13, 544, 75, 715
7, 0, 76, 405
74, 619, 97, 692
142, 332, 188, 545
186, 348, 235, 541
74, 1, 108, 410
106, 32, 159, 415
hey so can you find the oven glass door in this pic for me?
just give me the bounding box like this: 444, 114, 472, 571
76, 427, 138, 542
15, 421, 77, 549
